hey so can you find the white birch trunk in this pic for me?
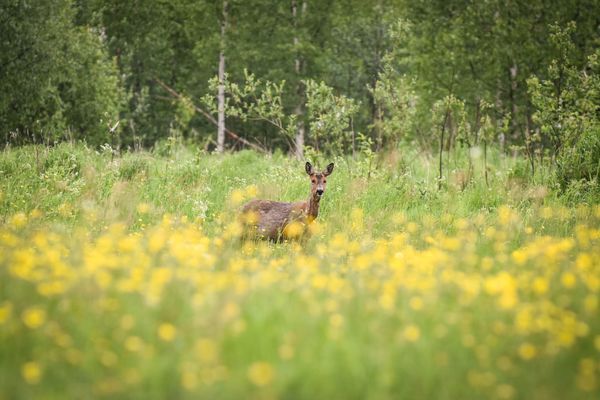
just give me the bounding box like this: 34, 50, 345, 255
292, 0, 306, 159
216, 0, 228, 153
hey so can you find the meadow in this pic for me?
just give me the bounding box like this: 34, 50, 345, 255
0, 144, 598, 399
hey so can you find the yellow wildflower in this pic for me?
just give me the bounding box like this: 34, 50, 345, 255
496, 384, 516, 399
518, 343, 537, 360
409, 296, 424, 311
10, 212, 27, 228
511, 249, 527, 265
576, 253, 592, 271
181, 370, 198, 391
158, 323, 177, 342
283, 221, 304, 238
136, 202, 151, 214
308, 220, 324, 235
561, 272, 577, 289
402, 324, 421, 342
229, 189, 245, 206
125, 336, 144, 352
247, 361, 275, 387
532, 277, 549, 295
245, 185, 258, 198
21, 362, 42, 384
22, 307, 46, 329
195, 338, 218, 363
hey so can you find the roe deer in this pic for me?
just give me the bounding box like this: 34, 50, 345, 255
241, 161, 334, 241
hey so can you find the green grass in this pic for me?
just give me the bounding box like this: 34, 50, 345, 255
0, 142, 586, 236
0, 144, 598, 399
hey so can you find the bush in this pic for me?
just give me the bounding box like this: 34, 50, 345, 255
118, 157, 149, 181
42, 146, 82, 177
0, 3, 123, 146
557, 125, 600, 200
528, 24, 599, 195
61, 28, 124, 145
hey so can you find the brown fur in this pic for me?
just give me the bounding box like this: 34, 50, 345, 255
241, 162, 334, 242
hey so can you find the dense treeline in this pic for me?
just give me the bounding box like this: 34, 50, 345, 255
1, 0, 599, 183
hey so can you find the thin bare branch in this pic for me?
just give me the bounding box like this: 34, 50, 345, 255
153, 77, 269, 154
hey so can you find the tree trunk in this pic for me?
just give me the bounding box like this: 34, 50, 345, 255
508, 61, 520, 144
438, 108, 450, 190
372, 4, 384, 150
294, 102, 305, 158
444, 113, 454, 151
495, 78, 505, 151
292, 0, 306, 159
473, 98, 481, 144
216, 0, 228, 153
484, 139, 489, 187
524, 103, 535, 176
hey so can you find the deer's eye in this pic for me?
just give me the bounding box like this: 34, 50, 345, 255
323, 180, 327, 183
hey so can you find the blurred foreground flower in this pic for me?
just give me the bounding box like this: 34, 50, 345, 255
22, 307, 46, 329
248, 362, 275, 387
158, 323, 177, 342
403, 324, 421, 342
21, 361, 42, 384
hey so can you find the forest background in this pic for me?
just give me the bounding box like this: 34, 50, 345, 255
2, 0, 599, 196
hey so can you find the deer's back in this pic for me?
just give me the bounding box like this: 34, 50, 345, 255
241, 199, 306, 241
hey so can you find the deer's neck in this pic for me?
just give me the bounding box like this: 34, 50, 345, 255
307, 195, 320, 222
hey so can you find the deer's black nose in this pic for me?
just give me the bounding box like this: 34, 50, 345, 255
316, 189, 324, 196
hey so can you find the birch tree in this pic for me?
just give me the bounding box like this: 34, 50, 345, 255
292, 0, 307, 159
216, 0, 228, 153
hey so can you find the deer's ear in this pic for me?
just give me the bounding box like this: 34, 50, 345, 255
324, 163, 334, 176
305, 162, 314, 175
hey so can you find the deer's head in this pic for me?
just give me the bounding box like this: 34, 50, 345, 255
305, 162, 334, 201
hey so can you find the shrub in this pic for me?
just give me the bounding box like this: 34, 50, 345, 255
528, 24, 599, 195
119, 156, 149, 181
556, 125, 600, 189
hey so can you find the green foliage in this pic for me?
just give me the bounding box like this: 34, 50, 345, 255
527, 23, 600, 193
304, 80, 359, 154
174, 96, 196, 133
61, 27, 124, 145
43, 146, 83, 177
118, 157, 149, 181
431, 95, 470, 189
203, 70, 358, 154
203, 70, 297, 143
2, 0, 599, 197
369, 20, 418, 145
370, 68, 417, 144
0, 0, 123, 145
556, 125, 600, 197
0, 0, 72, 142
354, 133, 376, 178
